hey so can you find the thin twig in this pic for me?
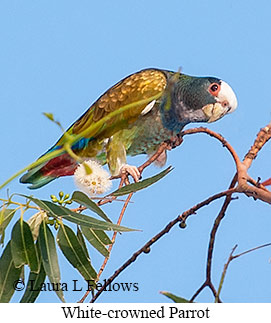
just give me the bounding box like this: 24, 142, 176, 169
206, 175, 237, 283
97, 193, 134, 275
190, 175, 237, 303
232, 242, 271, 260
215, 242, 271, 302
215, 245, 238, 303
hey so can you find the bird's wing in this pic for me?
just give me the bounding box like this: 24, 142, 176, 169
68, 69, 167, 140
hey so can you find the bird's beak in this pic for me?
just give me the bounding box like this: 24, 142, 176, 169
202, 103, 230, 123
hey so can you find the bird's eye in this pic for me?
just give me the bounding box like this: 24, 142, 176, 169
208, 83, 220, 96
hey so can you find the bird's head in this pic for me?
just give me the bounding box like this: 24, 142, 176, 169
199, 77, 238, 123
161, 73, 238, 132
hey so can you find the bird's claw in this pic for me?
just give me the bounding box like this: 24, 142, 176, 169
120, 164, 141, 182
166, 134, 183, 150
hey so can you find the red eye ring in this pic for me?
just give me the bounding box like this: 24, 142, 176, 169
208, 83, 221, 96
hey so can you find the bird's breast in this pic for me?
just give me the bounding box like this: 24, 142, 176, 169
126, 111, 174, 156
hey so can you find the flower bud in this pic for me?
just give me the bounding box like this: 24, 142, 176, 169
59, 191, 64, 198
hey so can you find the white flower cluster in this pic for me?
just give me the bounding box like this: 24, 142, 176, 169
74, 160, 112, 197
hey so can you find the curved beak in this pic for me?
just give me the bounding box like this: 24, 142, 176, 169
202, 103, 230, 123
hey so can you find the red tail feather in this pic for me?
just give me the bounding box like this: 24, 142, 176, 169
41, 154, 78, 177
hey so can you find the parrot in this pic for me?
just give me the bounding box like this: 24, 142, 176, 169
20, 68, 238, 189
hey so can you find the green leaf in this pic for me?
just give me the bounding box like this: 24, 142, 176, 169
160, 291, 191, 303
57, 224, 97, 281
43, 112, 55, 121
20, 263, 46, 303
37, 220, 64, 302
60, 209, 136, 232
81, 226, 110, 257
0, 208, 17, 244
20, 241, 46, 303
23, 195, 136, 232
111, 166, 173, 196
11, 219, 39, 272
92, 229, 112, 245
76, 226, 90, 260
0, 241, 22, 303
71, 191, 112, 222
0, 208, 16, 230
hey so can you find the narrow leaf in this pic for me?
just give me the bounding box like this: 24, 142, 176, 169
76, 226, 90, 260
0, 242, 22, 303
160, 291, 191, 303
57, 224, 97, 281
43, 112, 55, 121
20, 263, 46, 303
111, 166, 173, 196
81, 226, 110, 257
20, 242, 46, 303
23, 196, 136, 232
0, 208, 16, 230
38, 220, 64, 302
11, 219, 39, 272
71, 191, 112, 222
61, 210, 135, 232
92, 229, 112, 245
0, 208, 17, 244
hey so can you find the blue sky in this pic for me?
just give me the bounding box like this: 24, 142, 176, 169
1, 0, 271, 302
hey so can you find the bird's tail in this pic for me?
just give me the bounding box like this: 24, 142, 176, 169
20, 151, 77, 189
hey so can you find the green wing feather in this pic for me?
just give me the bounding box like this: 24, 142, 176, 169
71, 69, 167, 138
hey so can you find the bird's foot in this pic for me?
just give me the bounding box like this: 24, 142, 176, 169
120, 164, 141, 182
166, 134, 184, 150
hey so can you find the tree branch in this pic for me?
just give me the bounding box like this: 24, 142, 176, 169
89, 188, 234, 303
181, 127, 242, 171
191, 122, 271, 302
181, 125, 271, 204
